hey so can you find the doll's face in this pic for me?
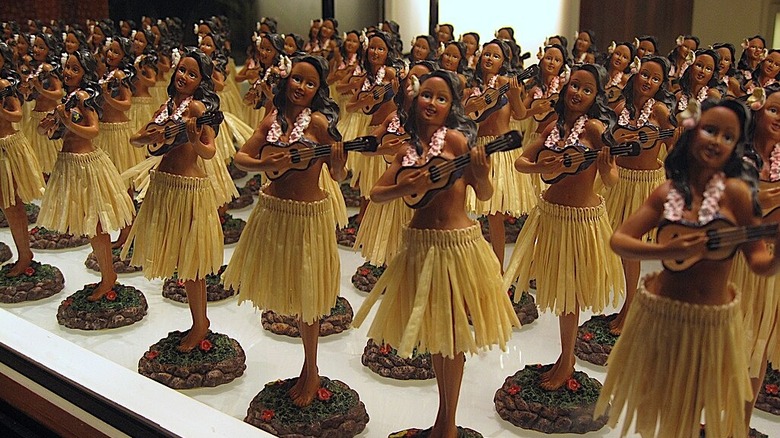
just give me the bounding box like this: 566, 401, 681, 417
105, 40, 124, 68
440, 44, 461, 71
417, 76, 452, 126
32, 37, 48, 62
496, 29, 512, 40
367, 36, 388, 66
151, 26, 161, 46
762, 52, 780, 79
679, 38, 697, 59
286, 61, 319, 108
92, 27, 105, 46
120, 22, 131, 37
309, 20, 321, 40
64, 33, 80, 54
436, 25, 452, 44
690, 54, 715, 85
575, 32, 591, 53
15, 37, 29, 57
283, 36, 298, 55
132, 32, 148, 56
412, 37, 431, 61
259, 23, 271, 34
62, 54, 84, 88
548, 37, 563, 47
174, 56, 202, 96
565, 69, 597, 113
634, 61, 663, 98
319, 20, 335, 40
636, 40, 655, 59
461, 34, 477, 56
480, 43, 504, 74
259, 37, 278, 66
197, 24, 211, 39
716, 47, 732, 76
540, 47, 563, 76
756, 92, 780, 141
199, 35, 216, 57
343, 33, 360, 55
689, 106, 740, 170
610, 44, 631, 72
747, 37, 765, 61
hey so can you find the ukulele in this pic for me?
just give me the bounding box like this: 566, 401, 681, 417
605, 85, 624, 103
758, 180, 780, 222
378, 132, 411, 163
529, 93, 558, 123
41, 92, 82, 140
612, 124, 680, 150
464, 65, 538, 122
354, 82, 395, 115
145, 112, 225, 156
536, 142, 641, 184
260, 135, 379, 180
397, 130, 523, 209
656, 218, 779, 271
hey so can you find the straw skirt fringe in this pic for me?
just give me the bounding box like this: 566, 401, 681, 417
604, 164, 665, 241
95, 121, 146, 173
350, 125, 387, 196
37, 149, 134, 237
198, 147, 238, 206
595, 274, 751, 438
129, 96, 156, 135
502, 195, 625, 315
354, 197, 413, 265
122, 170, 223, 280
319, 164, 348, 227
223, 189, 339, 324
354, 224, 521, 358
25, 110, 62, 174
0, 132, 45, 208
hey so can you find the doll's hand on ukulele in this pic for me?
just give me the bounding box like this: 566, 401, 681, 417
258, 151, 289, 169
535, 154, 562, 173
185, 117, 202, 144
663, 232, 708, 259
331, 142, 347, 170
597, 146, 615, 171
397, 168, 431, 196
470, 144, 490, 180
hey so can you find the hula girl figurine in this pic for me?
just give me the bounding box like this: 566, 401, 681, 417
744, 49, 780, 95
410, 35, 437, 63
37, 49, 134, 300
713, 42, 745, 98
506, 64, 624, 390
128, 28, 158, 135
460, 32, 480, 69
572, 30, 597, 64
635, 35, 657, 59
596, 99, 780, 438
224, 54, 347, 407
667, 35, 699, 84
737, 35, 767, 78
602, 41, 638, 105
675, 49, 725, 115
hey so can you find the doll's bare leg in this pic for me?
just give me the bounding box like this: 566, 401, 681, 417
487, 213, 506, 271
87, 228, 118, 301
290, 318, 320, 407
610, 259, 640, 335
746, 352, 769, 433
3, 196, 34, 277
356, 198, 368, 224
178, 279, 210, 352
430, 353, 465, 438
540, 309, 578, 390
111, 188, 134, 248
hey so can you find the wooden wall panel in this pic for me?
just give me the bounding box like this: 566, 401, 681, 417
0, 0, 108, 26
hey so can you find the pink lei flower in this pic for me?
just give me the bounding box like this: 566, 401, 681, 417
544, 115, 588, 150
402, 126, 447, 166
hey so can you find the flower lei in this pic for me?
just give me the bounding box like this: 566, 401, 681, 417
544, 115, 588, 150
387, 114, 402, 134
266, 108, 312, 143
618, 98, 655, 127
533, 75, 560, 99
770, 143, 780, 181
362, 65, 386, 91
470, 74, 499, 98
154, 96, 192, 124
743, 69, 753, 80
608, 71, 623, 88
403, 126, 446, 166
25, 64, 45, 83
677, 86, 709, 112
98, 68, 119, 86
663, 172, 725, 223
338, 53, 357, 70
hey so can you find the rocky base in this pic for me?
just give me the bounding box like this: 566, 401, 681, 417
508, 286, 539, 325
0, 261, 64, 303
756, 364, 780, 415
227, 186, 254, 210
228, 161, 248, 180
138, 330, 246, 389
340, 179, 361, 208
361, 339, 435, 381
222, 213, 246, 245
243, 174, 264, 196
336, 214, 359, 248
244, 376, 369, 438
261, 297, 353, 337
494, 364, 608, 434
0, 242, 10, 264
389, 426, 482, 438
29, 226, 90, 249
57, 284, 148, 330
699, 427, 768, 438
0, 203, 40, 227
351, 262, 385, 293
574, 314, 619, 366
84, 247, 142, 274
478, 215, 527, 244
162, 265, 235, 303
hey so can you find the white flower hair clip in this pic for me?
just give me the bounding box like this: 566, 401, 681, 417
408, 74, 420, 97
630, 56, 641, 74
135, 54, 144, 65
13, 34, 19, 43
41, 26, 48, 33
747, 86, 766, 111
607, 40, 616, 54
131, 30, 137, 40
360, 29, 369, 50
193, 24, 199, 35
677, 99, 701, 130
685, 50, 695, 64
29, 34, 36, 45
310, 19, 315, 27
762, 48, 769, 60
741, 38, 750, 50
561, 64, 571, 83
157, 19, 163, 26
197, 35, 203, 45
633, 37, 640, 49
342, 32, 347, 40
61, 32, 67, 42
89, 24, 95, 34
573, 31, 579, 41
60, 52, 68, 67
676, 35, 684, 47
171, 48, 181, 66
278, 55, 292, 78
104, 36, 112, 49
119, 20, 125, 27
400, 58, 410, 79
537, 46, 544, 60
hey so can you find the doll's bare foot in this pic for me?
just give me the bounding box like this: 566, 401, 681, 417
540, 356, 574, 391
177, 318, 211, 353
288, 363, 308, 400
609, 312, 627, 335
87, 274, 118, 301
111, 226, 131, 249
290, 367, 320, 407
5, 253, 34, 277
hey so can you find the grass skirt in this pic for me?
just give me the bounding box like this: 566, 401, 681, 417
466, 135, 537, 216
247, 107, 265, 131
354, 197, 413, 265
38, 149, 134, 237
0, 131, 45, 208
337, 101, 372, 142
219, 84, 249, 124
129, 96, 156, 136
122, 170, 223, 280
730, 249, 780, 376
25, 110, 63, 174
502, 195, 625, 315
121, 155, 161, 202
354, 224, 521, 358
604, 164, 665, 242
95, 121, 147, 173
595, 273, 751, 438
149, 81, 168, 110
199, 148, 238, 207
350, 125, 387, 197
219, 111, 255, 163
223, 189, 339, 324
319, 164, 348, 227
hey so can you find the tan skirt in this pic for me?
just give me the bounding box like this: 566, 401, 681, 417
198, 147, 238, 207
95, 121, 147, 173
223, 189, 339, 324
129, 96, 157, 136
354, 224, 521, 358
219, 111, 254, 162
37, 149, 134, 237
604, 163, 665, 241
247, 107, 265, 131
219, 80, 249, 124
319, 164, 348, 227
353, 197, 413, 265
0, 131, 45, 208
466, 135, 537, 216
730, 250, 780, 376
25, 110, 63, 174
149, 81, 168, 110
595, 274, 751, 438
350, 125, 388, 197
122, 170, 223, 280
502, 195, 625, 314
120, 155, 161, 202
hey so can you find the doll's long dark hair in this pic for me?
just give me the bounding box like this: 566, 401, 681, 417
105, 36, 136, 93
666, 98, 759, 216
528, 44, 569, 94
737, 35, 766, 72
473, 39, 512, 88
679, 49, 726, 98
261, 33, 285, 69
361, 31, 397, 82
0, 42, 23, 102
404, 69, 477, 155
553, 63, 617, 146
66, 49, 104, 120
272, 54, 341, 142
394, 60, 437, 126
620, 56, 677, 127
165, 47, 221, 135
603, 41, 636, 74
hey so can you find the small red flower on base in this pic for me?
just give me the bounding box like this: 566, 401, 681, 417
535, 363, 543, 369
105, 290, 117, 301
507, 217, 517, 225
317, 387, 332, 401
358, 268, 370, 276
260, 409, 274, 422
199, 339, 213, 352
765, 383, 779, 395
507, 384, 521, 395
145, 350, 159, 360
567, 378, 581, 392
175, 280, 185, 287
61, 298, 73, 308
30, 227, 39, 235
379, 344, 392, 355
582, 332, 594, 342
23, 267, 35, 276
346, 227, 355, 234
219, 216, 226, 225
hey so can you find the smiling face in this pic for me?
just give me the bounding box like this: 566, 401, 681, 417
689, 106, 740, 170
199, 35, 216, 57
286, 61, 320, 108
540, 47, 563, 76
132, 31, 148, 56
258, 37, 278, 67
367, 36, 388, 67
461, 34, 477, 57
416, 76, 452, 127
575, 32, 591, 53
32, 37, 48, 62
319, 20, 335, 40
62, 54, 84, 88
634, 60, 663, 98
610, 44, 631, 72
690, 54, 715, 85
480, 43, 503, 74
762, 52, 780, 79
436, 25, 452, 44
747, 37, 765, 62
716, 47, 732, 76
756, 92, 780, 142
283, 36, 297, 55
440, 43, 461, 71
174, 56, 202, 96
343, 33, 359, 55
105, 40, 124, 68
637, 40, 655, 59
565, 69, 598, 113
679, 38, 697, 59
